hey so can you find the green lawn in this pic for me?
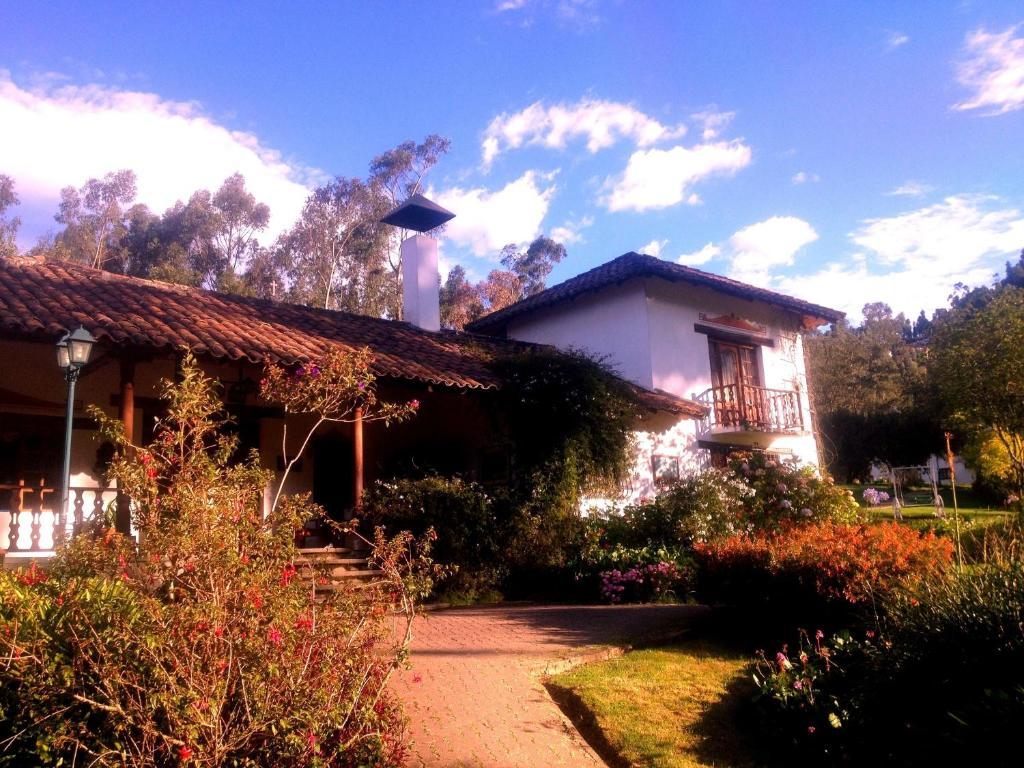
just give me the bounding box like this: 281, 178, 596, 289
547, 641, 764, 768
841, 484, 1013, 530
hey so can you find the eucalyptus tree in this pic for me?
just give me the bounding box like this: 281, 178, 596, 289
54, 169, 137, 269
0, 174, 19, 259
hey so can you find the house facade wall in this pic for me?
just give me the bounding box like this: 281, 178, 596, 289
505, 276, 824, 505
0, 338, 497, 552
505, 279, 655, 388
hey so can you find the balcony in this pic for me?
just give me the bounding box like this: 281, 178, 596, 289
695, 384, 803, 437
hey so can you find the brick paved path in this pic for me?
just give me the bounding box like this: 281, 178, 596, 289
390, 604, 706, 768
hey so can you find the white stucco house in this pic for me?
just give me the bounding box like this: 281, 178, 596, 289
467, 252, 844, 503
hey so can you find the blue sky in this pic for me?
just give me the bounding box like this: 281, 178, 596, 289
2, 0, 1023, 321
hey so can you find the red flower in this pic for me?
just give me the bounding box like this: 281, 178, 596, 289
178, 745, 193, 761
268, 627, 283, 646
280, 563, 297, 586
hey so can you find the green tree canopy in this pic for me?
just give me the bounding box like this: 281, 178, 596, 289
930, 286, 1024, 494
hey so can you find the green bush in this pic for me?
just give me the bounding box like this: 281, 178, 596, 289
0, 355, 428, 767
593, 468, 754, 549
754, 556, 1024, 766
362, 476, 505, 601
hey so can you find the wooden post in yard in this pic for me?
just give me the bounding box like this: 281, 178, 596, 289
116, 356, 135, 535
353, 406, 364, 511
945, 431, 963, 571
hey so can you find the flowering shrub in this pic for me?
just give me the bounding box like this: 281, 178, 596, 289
598, 561, 690, 603
861, 487, 891, 506
752, 555, 1024, 764
0, 355, 435, 767
260, 347, 418, 514
596, 469, 754, 549
362, 476, 505, 601
695, 521, 952, 619
728, 452, 862, 530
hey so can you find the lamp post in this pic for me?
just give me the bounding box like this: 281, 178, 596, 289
56, 326, 96, 543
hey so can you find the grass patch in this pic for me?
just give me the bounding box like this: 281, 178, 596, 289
548, 640, 764, 768
840, 484, 1012, 530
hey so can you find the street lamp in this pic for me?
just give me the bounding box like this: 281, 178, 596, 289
56, 326, 96, 543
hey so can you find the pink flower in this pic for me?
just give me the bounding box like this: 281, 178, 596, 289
268, 627, 283, 646
410, 399, 420, 410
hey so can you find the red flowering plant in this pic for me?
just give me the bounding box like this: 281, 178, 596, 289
259, 347, 419, 514
0, 354, 437, 767
695, 521, 952, 628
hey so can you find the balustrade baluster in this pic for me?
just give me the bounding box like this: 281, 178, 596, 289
8, 482, 23, 552
29, 479, 45, 551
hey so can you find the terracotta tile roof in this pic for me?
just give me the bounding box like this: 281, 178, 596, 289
0, 257, 706, 419
629, 385, 706, 418
0, 258, 508, 389
466, 252, 845, 334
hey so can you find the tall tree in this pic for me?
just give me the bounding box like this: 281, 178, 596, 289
499, 236, 566, 298
281, 177, 392, 313
440, 235, 569, 330
369, 135, 452, 287
439, 265, 484, 330
54, 169, 137, 269
931, 286, 1024, 496
369, 135, 451, 208
806, 302, 933, 480
0, 174, 19, 259
211, 173, 270, 283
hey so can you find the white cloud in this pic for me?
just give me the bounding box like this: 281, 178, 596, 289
481, 98, 686, 166
677, 243, 720, 267
852, 194, 1024, 273
777, 262, 997, 324
727, 216, 819, 286
791, 171, 820, 185
493, 0, 602, 30
603, 140, 752, 212
550, 214, 593, 244
885, 30, 910, 51
674, 216, 817, 286
953, 25, 1024, 114
887, 180, 934, 197
0, 73, 314, 245
639, 238, 668, 257
691, 108, 735, 140
779, 195, 1024, 321
431, 170, 556, 257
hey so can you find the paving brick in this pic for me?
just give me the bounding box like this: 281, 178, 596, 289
390, 604, 705, 768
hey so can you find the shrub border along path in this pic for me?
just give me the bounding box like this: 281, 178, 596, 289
391, 604, 707, 768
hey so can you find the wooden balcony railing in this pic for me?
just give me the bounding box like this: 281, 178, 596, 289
0, 480, 118, 552
696, 384, 803, 435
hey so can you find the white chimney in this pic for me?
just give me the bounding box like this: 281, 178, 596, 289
401, 234, 441, 332
380, 193, 455, 333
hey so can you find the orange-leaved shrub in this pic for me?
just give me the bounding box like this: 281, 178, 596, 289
695, 522, 952, 619
0, 354, 435, 768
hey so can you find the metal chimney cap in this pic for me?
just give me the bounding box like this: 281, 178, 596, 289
380, 193, 455, 232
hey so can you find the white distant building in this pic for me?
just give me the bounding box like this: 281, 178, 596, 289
467, 251, 843, 502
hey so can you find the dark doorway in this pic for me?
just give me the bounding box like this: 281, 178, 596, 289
312, 438, 355, 521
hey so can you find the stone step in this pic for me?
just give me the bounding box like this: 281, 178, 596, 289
297, 547, 380, 589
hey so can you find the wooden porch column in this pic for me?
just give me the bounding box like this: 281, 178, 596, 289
115, 356, 135, 535
353, 406, 364, 510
